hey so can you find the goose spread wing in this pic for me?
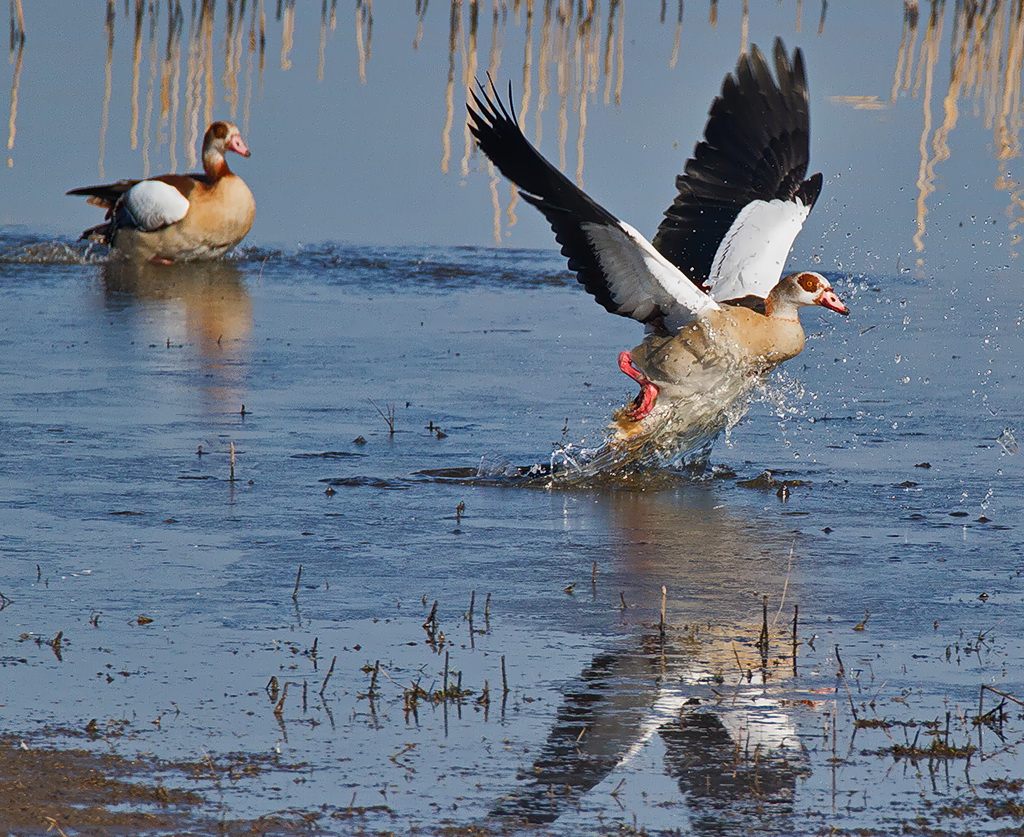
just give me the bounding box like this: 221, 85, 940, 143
652, 39, 822, 303
468, 84, 719, 333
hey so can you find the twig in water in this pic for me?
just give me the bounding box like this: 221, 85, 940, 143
368, 399, 397, 436
659, 586, 667, 640
732, 643, 749, 680
319, 655, 337, 697
773, 542, 796, 626
229, 441, 236, 482
756, 595, 769, 658
501, 654, 509, 695
443, 651, 450, 699
792, 604, 799, 676
43, 817, 70, 837
841, 670, 859, 722
273, 681, 289, 718
291, 565, 303, 602
981, 684, 1024, 708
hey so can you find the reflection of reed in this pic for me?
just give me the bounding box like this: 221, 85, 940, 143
355, 0, 373, 84
456, 0, 631, 241
6, 0, 24, 168
458, 1, 828, 242
318, 0, 338, 82
835, 1, 1024, 256
93, 1, 275, 179
279, 0, 295, 72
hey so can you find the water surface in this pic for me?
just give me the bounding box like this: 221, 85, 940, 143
3, 2, 1024, 835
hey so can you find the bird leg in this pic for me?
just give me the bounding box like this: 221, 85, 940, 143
617, 351, 659, 420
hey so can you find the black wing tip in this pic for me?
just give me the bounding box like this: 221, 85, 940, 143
467, 77, 518, 143
653, 39, 817, 286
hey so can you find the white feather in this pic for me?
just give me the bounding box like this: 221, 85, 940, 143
707, 198, 811, 302
122, 180, 190, 231
581, 221, 720, 332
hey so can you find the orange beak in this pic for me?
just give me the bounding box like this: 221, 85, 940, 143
817, 289, 849, 316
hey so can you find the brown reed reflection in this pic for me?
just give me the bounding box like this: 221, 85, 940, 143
89, 0, 275, 178
453, 0, 633, 242
6, 0, 24, 168
834, 0, 1024, 259
456, 0, 831, 242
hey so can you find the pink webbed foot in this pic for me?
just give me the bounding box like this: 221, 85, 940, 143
617, 350, 659, 421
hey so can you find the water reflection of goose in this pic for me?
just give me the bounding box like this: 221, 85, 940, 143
493, 488, 805, 832
469, 41, 847, 469
68, 122, 255, 264
101, 258, 253, 411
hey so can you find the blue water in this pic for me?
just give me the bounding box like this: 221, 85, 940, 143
1, 230, 1023, 834
4, 1, 1024, 833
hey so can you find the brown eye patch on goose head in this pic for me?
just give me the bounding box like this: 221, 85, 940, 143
210, 122, 230, 140
798, 272, 825, 293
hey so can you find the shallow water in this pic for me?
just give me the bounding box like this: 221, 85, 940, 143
4, 2, 1024, 834
1, 230, 1023, 834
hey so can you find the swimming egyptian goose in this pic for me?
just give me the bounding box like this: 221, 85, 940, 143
468, 41, 847, 438
68, 121, 255, 264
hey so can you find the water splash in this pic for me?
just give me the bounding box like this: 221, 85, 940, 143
0, 238, 104, 265
997, 427, 1018, 455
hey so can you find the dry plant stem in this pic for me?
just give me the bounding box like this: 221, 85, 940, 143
43, 817, 70, 837
772, 543, 796, 626
273, 681, 288, 717
229, 441, 236, 482
501, 654, 509, 695
320, 655, 337, 696
659, 585, 667, 640
368, 398, 397, 435
757, 595, 769, 658
792, 604, 799, 675
291, 565, 303, 601
841, 670, 859, 722
981, 684, 1024, 708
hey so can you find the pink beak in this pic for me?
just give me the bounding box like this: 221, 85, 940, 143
226, 134, 251, 157
817, 289, 849, 316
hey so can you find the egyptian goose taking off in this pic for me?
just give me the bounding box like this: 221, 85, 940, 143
468, 41, 847, 443
68, 121, 255, 264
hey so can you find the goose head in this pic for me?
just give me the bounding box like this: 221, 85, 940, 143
765, 271, 848, 320
202, 121, 251, 179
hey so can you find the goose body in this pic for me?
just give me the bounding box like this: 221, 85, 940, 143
68, 121, 255, 264
468, 41, 847, 451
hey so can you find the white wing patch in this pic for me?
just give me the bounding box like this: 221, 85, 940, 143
122, 180, 190, 231
707, 198, 811, 302
581, 221, 720, 332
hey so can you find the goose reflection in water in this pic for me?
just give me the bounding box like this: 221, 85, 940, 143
492, 487, 806, 832
101, 258, 253, 412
